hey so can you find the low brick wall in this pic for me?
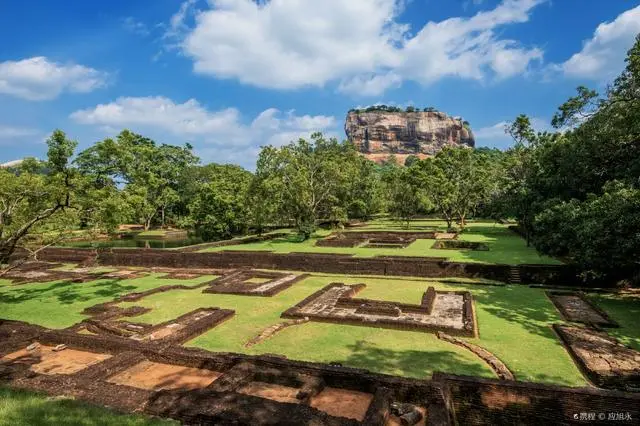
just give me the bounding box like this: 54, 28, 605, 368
177, 232, 289, 252
30, 247, 581, 285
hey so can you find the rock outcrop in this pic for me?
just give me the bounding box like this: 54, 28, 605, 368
345, 110, 475, 164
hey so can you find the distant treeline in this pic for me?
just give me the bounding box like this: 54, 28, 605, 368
348, 105, 439, 113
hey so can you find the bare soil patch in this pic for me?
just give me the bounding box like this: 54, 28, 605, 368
309, 387, 374, 421
1, 344, 110, 375
107, 360, 222, 391
238, 381, 302, 404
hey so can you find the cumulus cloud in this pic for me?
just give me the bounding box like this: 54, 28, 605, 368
0, 57, 108, 101
172, 0, 545, 96
558, 5, 640, 81
70, 96, 337, 167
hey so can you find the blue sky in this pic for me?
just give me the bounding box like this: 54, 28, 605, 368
1, 0, 639, 168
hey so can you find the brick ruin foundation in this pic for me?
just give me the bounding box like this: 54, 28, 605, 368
1, 261, 147, 285
1, 259, 639, 424
553, 324, 640, 392
547, 291, 619, 327
0, 319, 638, 425
431, 240, 489, 251
202, 270, 310, 297
25, 246, 582, 286
316, 231, 446, 249
282, 284, 477, 337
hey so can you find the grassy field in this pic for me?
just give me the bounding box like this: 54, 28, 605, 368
199, 220, 561, 265
592, 292, 640, 351
2, 269, 638, 387
115, 274, 592, 385
0, 274, 217, 328
0, 386, 175, 426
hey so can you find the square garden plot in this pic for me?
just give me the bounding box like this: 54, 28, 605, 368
1, 344, 111, 375
431, 240, 489, 251
107, 360, 223, 391
202, 270, 307, 297
282, 283, 477, 337
547, 291, 618, 327
238, 381, 302, 404
309, 387, 374, 422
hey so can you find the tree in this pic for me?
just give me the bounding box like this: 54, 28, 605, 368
344, 156, 384, 220
417, 147, 491, 230
385, 166, 422, 228
404, 155, 420, 167
254, 133, 353, 239
1, 131, 77, 266
76, 130, 198, 230
494, 35, 640, 283
186, 164, 252, 240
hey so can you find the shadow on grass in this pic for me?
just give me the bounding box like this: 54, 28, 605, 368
0, 386, 169, 426
591, 294, 640, 351
472, 286, 562, 338
342, 340, 491, 378
0, 279, 137, 305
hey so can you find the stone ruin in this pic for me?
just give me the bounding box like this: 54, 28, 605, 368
282, 283, 476, 337
315, 231, 455, 249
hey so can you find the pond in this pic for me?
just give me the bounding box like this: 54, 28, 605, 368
58, 236, 205, 249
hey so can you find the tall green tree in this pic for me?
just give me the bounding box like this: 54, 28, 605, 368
496, 35, 640, 283
186, 164, 252, 240
76, 130, 198, 230
1, 131, 78, 266
253, 133, 354, 239
416, 147, 491, 230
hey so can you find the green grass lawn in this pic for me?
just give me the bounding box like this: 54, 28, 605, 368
591, 292, 640, 351
0, 273, 217, 328
118, 274, 589, 386
3, 269, 638, 388
0, 386, 175, 426
199, 220, 560, 265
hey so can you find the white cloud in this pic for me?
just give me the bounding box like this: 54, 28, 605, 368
473, 121, 511, 141
474, 116, 552, 148
0, 125, 39, 139
0, 125, 41, 146
173, 0, 545, 95
165, 0, 199, 40
338, 73, 403, 96
400, 0, 544, 83
122, 17, 150, 36
71, 96, 242, 136
70, 96, 338, 167
559, 5, 640, 80
0, 57, 108, 101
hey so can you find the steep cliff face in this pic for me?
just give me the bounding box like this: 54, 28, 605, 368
345, 110, 475, 163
